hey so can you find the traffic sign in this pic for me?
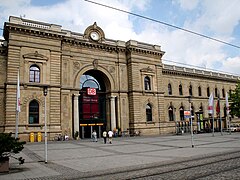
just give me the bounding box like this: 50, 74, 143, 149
184, 110, 191, 118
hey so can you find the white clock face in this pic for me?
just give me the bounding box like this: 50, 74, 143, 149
90, 32, 100, 41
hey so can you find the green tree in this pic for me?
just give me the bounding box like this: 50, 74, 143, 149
0, 133, 26, 164
229, 81, 240, 118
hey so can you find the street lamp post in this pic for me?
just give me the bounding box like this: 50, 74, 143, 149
43, 86, 48, 163
218, 94, 223, 136
174, 107, 177, 134
188, 96, 194, 148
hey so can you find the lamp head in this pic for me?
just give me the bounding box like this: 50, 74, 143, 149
43, 86, 48, 96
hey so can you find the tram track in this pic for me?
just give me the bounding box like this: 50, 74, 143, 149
131, 152, 240, 180
77, 150, 240, 180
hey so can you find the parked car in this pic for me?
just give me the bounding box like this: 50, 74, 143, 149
230, 124, 240, 132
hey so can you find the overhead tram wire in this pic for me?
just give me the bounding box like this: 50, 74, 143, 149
84, 0, 240, 49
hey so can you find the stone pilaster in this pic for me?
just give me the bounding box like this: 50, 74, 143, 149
110, 96, 116, 130
73, 94, 80, 134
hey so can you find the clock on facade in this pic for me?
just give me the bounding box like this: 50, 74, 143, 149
90, 31, 100, 41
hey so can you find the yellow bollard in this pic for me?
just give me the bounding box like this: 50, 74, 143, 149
30, 132, 34, 142
37, 132, 42, 142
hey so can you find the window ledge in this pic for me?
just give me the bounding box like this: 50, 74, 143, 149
146, 121, 155, 124
27, 124, 43, 127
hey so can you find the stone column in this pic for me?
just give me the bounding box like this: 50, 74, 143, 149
110, 96, 116, 130
73, 94, 80, 135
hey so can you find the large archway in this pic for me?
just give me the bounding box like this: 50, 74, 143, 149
79, 70, 110, 138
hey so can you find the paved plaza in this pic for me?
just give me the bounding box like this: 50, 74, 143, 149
1, 132, 240, 179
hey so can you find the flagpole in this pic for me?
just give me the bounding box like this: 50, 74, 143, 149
226, 92, 231, 135
212, 93, 215, 137
15, 69, 20, 139
229, 115, 231, 135
219, 95, 223, 136
15, 111, 19, 139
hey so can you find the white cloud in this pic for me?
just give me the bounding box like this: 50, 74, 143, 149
190, 0, 240, 36
0, 0, 30, 8
0, 0, 239, 75
222, 57, 240, 75
174, 0, 199, 10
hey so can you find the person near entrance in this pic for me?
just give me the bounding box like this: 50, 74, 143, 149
103, 130, 107, 144
108, 130, 113, 144
92, 130, 97, 142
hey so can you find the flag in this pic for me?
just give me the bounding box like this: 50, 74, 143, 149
16, 70, 21, 112
208, 93, 214, 114
216, 97, 220, 115
226, 92, 229, 115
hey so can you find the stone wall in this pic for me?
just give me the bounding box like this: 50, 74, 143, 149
0, 16, 239, 140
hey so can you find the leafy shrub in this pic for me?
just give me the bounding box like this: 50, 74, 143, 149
0, 133, 26, 164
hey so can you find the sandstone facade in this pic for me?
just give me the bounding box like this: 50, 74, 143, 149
0, 16, 238, 141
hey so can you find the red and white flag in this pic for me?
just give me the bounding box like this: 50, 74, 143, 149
216, 98, 220, 115
16, 70, 21, 112
226, 92, 229, 115
208, 93, 214, 114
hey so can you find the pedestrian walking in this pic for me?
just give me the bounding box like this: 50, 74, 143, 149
92, 130, 97, 142
108, 130, 113, 144
103, 130, 107, 144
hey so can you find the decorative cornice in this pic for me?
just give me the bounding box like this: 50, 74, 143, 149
140, 66, 155, 73
127, 46, 164, 57
5, 24, 65, 40
162, 69, 238, 82
62, 38, 125, 53
23, 51, 48, 61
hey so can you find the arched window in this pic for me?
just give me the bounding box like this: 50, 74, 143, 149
207, 87, 210, 97
168, 106, 174, 121
189, 85, 193, 96
29, 65, 40, 83
198, 86, 202, 96
179, 106, 184, 121
222, 88, 225, 98
29, 100, 39, 124
215, 88, 218, 97
146, 103, 152, 122
168, 83, 172, 95
80, 75, 101, 90
144, 76, 151, 90
179, 84, 183, 95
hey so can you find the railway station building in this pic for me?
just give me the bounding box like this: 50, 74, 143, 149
0, 16, 238, 141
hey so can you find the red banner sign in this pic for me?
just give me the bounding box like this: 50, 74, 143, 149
87, 88, 96, 95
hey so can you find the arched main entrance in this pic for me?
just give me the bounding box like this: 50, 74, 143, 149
79, 70, 109, 138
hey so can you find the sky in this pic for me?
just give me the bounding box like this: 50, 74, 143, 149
0, 0, 240, 75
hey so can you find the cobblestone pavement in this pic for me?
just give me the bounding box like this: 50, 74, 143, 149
78, 150, 240, 180
1, 132, 240, 180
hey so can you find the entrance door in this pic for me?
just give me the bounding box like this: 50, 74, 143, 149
80, 125, 103, 139
79, 90, 106, 138
78, 73, 107, 139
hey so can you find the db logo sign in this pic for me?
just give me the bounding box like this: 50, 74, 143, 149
87, 88, 96, 95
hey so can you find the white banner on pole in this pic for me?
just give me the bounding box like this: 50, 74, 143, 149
208, 92, 214, 114
226, 92, 229, 115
